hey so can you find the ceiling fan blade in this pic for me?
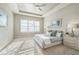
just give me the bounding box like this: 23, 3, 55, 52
38, 7, 42, 11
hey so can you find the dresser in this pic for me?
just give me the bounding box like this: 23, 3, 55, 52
63, 34, 79, 50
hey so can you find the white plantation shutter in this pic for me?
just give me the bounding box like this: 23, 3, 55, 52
21, 20, 40, 32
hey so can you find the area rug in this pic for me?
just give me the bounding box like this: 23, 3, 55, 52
18, 40, 34, 55
0, 39, 35, 55
0, 41, 24, 55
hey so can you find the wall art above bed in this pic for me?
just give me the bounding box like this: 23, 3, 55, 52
0, 9, 8, 27
48, 18, 62, 28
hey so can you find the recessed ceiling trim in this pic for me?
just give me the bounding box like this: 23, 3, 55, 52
14, 12, 43, 18
19, 10, 42, 16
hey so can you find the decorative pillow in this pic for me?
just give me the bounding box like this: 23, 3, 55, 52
46, 30, 63, 37
50, 31, 57, 36
46, 31, 51, 36
56, 32, 61, 37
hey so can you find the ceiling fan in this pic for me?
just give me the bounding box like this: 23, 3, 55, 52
34, 3, 46, 11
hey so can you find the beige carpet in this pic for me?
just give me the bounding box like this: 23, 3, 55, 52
0, 37, 79, 55
35, 44, 79, 55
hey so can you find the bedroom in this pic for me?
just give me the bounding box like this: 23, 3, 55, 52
0, 3, 79, 55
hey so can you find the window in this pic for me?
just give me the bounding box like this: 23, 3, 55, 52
20, 20, 40, 32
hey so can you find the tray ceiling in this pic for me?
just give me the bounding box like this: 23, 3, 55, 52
17, 3, 59, 16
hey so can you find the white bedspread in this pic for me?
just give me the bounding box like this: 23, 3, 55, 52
35, 34, 51, 45
34, 34, 62, 48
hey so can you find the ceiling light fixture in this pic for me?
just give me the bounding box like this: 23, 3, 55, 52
34, 3, 46, 11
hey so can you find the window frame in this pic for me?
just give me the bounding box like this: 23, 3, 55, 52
20, 19, 40, 33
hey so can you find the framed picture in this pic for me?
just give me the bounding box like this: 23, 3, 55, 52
0, 10, 8, 27
49, 18, 62, 28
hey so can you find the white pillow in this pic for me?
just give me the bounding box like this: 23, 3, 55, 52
56, 32, 61, 37
46, 32, 51, 36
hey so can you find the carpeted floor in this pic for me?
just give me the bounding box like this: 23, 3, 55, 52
0, 37, 79, 55
35, 44, 79, 55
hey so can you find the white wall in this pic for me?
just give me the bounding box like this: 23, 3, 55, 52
0, 4, 14, 50
44, 4, 79, 32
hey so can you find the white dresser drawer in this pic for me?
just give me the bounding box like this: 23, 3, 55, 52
63, 34, 79, 50
64, 38, 75, 43
64, 41, 75, 48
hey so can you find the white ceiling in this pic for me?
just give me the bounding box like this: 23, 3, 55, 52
7, 3, 70, 17
17, 3, 59, 16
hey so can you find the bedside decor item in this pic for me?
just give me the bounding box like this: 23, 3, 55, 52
66, 24, 74, 36
65, 32, 69, 35
74, 23, 79, 28
0, 10, 8, 27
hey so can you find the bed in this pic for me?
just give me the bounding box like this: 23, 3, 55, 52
34, 34, 63, 49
